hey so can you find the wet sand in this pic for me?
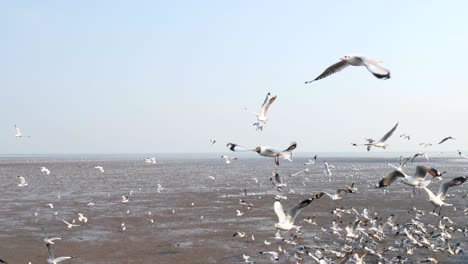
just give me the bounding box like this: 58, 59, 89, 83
0, 157, 466, 263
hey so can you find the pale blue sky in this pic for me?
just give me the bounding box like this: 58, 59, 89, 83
1, 1, 467, 154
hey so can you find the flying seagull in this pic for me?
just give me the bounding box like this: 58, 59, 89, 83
40, 167, 51, 175
14, 125, 30, 138
226, 142, 297, 165
252, 92, 277, 130
423, 176, 467, 214
305, 54, 390, 83
411, 153, 429, 163
319, 183, 357, 200
94, 166, 104, 173
457, 150, 468, 159
304, 155, 317, 165
377, 166, 446, 192
221, 155, 232, 164
210, 139, 216, 146
274, 193, 323, 234
400, 134, 411, 140
438, 136, 455, 144
17, 176, 28, 187
46, 244, 75, 264
352, 122, 399, 151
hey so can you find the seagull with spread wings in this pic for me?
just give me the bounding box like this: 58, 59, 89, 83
226, 142, 297, 165
352, 122, 399, 151
376, 166, 445, 193
438, 136, 455, 144
423, 176, 467, 214
252, 92, 277, 130
305, 54, 390, 83
14, 125, 30, 138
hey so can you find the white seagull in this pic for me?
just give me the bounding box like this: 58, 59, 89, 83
14, 125, 30, 138
324, 161, 333, 177
377, 166, 445, 191
76, 213, 88, 223
40, 167, 51, 175
46, 244, 75, 264
252, 92, 277, 130
17, 176, 28, 187
305, 54, 390, 83
423, 176, 467, 214
352, 122, 399, 151
274, 194, 322, 234
121, 195, 129, 203
226, 142, 297, 165
62, 219, 80, 229
94, 166, 104, 173
221, 155, 232, 164
145, 157, 157, 164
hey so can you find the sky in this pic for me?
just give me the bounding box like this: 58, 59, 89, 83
1, 1, 468, 154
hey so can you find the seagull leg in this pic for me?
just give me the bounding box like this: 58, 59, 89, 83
275, 156, 279, 166
433, 206, 437, 213
438, 207, 442, 216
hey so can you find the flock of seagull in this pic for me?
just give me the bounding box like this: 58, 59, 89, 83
7, 53, 468, 263
212, 54, 466, 263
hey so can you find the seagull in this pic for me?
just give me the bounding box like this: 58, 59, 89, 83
40, 167, 51, 175
255, 142, 297, 166
17, 176, 28, 187
305, 54, 390, 83
438, 136, 455, 144
236, 210, 244, 216
252, 92, 277, 130
46, 244, 75, 264
324, 161, 333, 177
233, 231, 246, 238
45, 203, 54, 209
376, 166, 446, 191
411, 152, 429, 163
121, 195, 129, 203
94, 166, 104, 173
274, 194, 322, 234
304, 155, 317, 165
62, 219, 80, 229
227, 142, 297, 165
353, 122, 399, 151
42, 228, 63, 245
210, 139, 216, 146
76, 213, 88, 223
270, 172, 286, 188
400, 134, 411, 140
419, 143, 433, 148
157, 184, 164, 192
144, 157, 157, 164
289, 168, 310, 177
259, 251, 280, 262
320, 183, 357, 200
86, 202, 95, 207
457, 150, 468, 159
14, 125, 30, 138
221, 155, 231, 164
423, 176, 467, 214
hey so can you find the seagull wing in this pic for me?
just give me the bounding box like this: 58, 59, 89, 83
437, 176, 467, 200
261, 92, 271, 107
274, 201, 286, 223
377, 170, 405, 188
306, 60, 349, 83
377, 122, 399, 143
286, 198, 313, 224
283, 141, 297, 152
261, 95, 277, 116
15, 125, 21, 136
438, 137, 452, 144
226, 143, 252, 152
414, 166, 430, 178
53, 256, 74, 263
19, 176, 26, 184
274, 173, 282, 184
361, 56, 391, 79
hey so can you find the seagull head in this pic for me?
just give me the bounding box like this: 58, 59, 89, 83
254, 146, 261, 153
340, 55, 351, 61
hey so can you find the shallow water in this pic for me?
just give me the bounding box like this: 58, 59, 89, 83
0, 156, 466, 263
